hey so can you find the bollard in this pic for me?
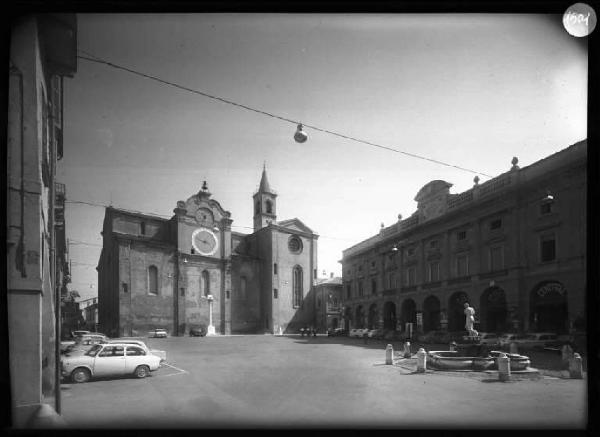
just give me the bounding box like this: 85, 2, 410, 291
403, 341, 412, 358
569, 353, 583, 379
497, 352, 511, 382
449, 341, 457, 352
561, 344, 574, 369
386, 344, 394, 365
416, 348, 427, 373
509, 342, 519, 355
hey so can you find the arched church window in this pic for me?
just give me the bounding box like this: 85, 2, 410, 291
293, 265, 303, 308
266, 200, 273, 214
255, 202, 260, 214
201, 270, 210, 297
148, 265, 158, 295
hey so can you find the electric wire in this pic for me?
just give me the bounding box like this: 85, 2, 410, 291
76, 52, 493, 178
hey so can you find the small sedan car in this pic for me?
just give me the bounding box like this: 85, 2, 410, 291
149, 328, 168, 338
63, 334, 109, 356
105, 338, 167, 362
61, 343, 162, 383
189, 326, 207, 337
349, 328, 369, 338
478, 332, 501, 346
514, 332, 558, 350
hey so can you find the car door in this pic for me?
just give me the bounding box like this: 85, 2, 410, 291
93, 345, 126, 377
124, 345, 148, 373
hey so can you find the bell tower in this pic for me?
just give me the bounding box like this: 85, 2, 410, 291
253, 164, 277, 231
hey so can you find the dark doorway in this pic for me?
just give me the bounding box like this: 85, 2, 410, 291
367, 304, 378, 329
480, 287, 507, 332
383, 301, 397, 330
400, 299, 417, 327
530, 282, 568, 333
355, 305, 365, 328
423, 295, 441, 332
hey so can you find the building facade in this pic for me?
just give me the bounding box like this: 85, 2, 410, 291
80, 297, 99, 332
97, 168, 319, 337
313, 275, 343, 333
7, 14, 77, 426
341, 141, 586, 336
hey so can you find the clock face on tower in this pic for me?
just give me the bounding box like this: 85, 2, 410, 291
192, 228, 219, 256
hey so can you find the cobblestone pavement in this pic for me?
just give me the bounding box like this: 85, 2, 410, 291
59, 335, 587, 429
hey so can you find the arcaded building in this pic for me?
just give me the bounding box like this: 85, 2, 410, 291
97, 167, 319, 336
341, 140, 586, 335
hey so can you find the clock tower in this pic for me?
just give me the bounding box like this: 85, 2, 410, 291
253, 164, 277, 231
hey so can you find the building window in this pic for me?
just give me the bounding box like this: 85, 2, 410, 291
293, 266, 303, 307
456, 254, 469, 277
274, 288, 278, 299
540, 202, 553, 215
428, 261, 440, 282
140, 222, 146, 235
405, 266, 416, 286
273, 263, 278, 275
457, 230, 466, 241
180, 288, 185, 296
148, 266, 158, 295
346, 284, 351, 299
490, 219, 502, 230
358, 280, 364, 297
371, 279, 377, 295
540, 235, 556, 262
429, 240, 439, 249
239, 276, 247, 300
255, 202, 260, 214
387, 273, 393, 289
314, 269, 317, 279
317, 296, 321, 308
201, 270, 210, 297
266, 200, 273, 214
288, 236, 303, 253
122, 282, 128, 293
490, 246, 504, 271
191, 247, 195, 254
407, 247, 415, 257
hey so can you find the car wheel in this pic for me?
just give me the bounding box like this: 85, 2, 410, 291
71, 367, 91, 383
134, 365, 150, 379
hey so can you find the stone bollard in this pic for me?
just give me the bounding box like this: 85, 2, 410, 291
497, 352, 511, 382
403, 341, 412, 358
569, 353, 583, 379
449, 341, 457, 352
561, 344, 574, 369
509, 342, 519, 355
386, 344, 394, 365
416, 348, 427, 373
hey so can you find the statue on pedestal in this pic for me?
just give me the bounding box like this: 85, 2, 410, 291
463, 302, 479, 337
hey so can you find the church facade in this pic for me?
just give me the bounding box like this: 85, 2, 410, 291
97, 168, 319, 336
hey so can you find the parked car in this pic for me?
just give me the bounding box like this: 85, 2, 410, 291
478, 332, 501, 346
105, 338, 166, 362
71, 330, 91, 338
349, 328, 369, 338
189, 325, 207, 337
63, 334, 109, 356
149, 328, 168, 338
367, 328, 384, 339
61, 343, 162, 383
299, 327, 317, 337
498, 333, 525, 348
514, 333, 559, 350
327, 328, 347, 337
417, 330, 447, 344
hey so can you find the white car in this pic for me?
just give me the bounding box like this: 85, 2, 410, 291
478, 332, 500, 346
498, 333, 524, 348
514, 333, 558, 350
61, 343, 162, 383
349, 328, 369, 338
149, 328, 168, 338
105, 338, 167, 362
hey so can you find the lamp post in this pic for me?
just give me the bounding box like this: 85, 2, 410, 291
207, 294, 216, 335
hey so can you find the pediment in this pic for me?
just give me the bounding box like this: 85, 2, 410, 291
277, 218, 314, 234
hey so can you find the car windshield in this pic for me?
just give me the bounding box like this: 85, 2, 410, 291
86, 344, 103, 357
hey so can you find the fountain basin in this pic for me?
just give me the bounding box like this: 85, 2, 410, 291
427, 351, 530, 371
489, 351, 531, 371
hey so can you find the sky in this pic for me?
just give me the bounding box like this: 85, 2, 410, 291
60, 13, 588, 302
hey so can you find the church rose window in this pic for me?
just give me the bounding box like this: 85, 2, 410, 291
288, 236, 303, 253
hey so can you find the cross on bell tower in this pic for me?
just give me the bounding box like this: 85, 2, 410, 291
253, 163, 277, 231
